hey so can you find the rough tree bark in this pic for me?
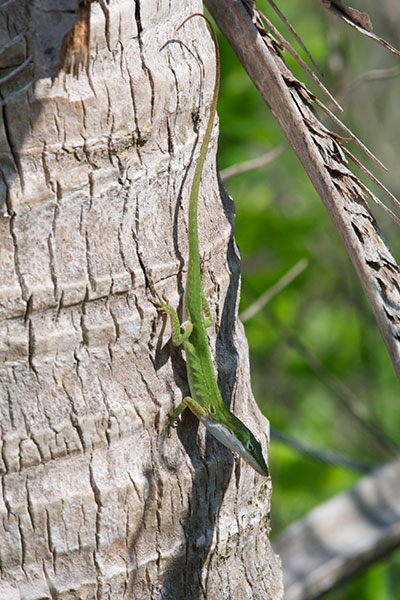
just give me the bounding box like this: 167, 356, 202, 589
0, 1, 281, 599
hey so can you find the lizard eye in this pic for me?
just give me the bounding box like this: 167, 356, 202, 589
246, 441, 254, 453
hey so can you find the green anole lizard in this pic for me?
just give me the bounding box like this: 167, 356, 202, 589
153, 13, 269, 477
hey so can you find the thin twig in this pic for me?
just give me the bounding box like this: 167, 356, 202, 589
312, 95, 387, 170
325, 3, 400, 58
267, 0, 324, 78
271, 427, 375, 472
220, 143, 286, 180
342, 146, 400, 225
352, 65, 400, 84
267, 311, 400, 457
259, 9, 343, 112
240, 259, 308, 323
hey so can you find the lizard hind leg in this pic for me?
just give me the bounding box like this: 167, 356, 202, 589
160, 302, 193, 346
150, 285, 193, 346
200, 260, 213, 328
201, 290, 213, 328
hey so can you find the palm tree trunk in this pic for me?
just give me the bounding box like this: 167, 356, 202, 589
0, 1, 281, 598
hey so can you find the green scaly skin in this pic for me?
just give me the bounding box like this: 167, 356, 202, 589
156, 13, 269, 477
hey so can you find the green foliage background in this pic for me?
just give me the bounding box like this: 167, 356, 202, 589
214, 1, 400, 597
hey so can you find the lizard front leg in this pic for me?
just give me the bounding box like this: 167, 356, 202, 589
168, 394, 209, 428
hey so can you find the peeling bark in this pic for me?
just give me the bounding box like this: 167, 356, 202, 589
0, 1, 281, 598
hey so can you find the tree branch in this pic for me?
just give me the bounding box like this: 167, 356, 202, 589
205, 0, 400, 381
273, 459, 400, 599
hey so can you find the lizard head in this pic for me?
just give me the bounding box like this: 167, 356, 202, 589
231, 424, 269, 477
201, 415, 269, 477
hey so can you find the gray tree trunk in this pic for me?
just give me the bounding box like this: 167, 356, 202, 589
0, 1, 282, 598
